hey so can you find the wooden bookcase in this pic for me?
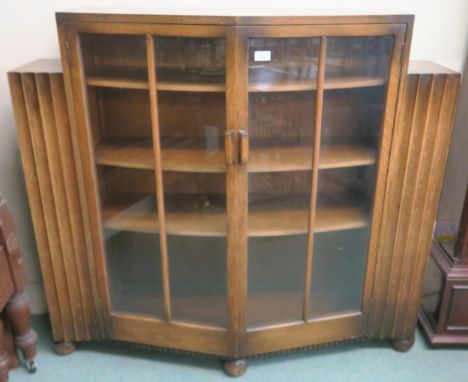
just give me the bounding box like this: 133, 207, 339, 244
7, 10, 461, 376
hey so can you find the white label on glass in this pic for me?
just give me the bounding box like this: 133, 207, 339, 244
254, 50, 271, 62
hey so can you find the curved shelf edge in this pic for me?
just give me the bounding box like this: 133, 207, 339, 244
85, 75, 385, 93
95, 142, 376, 173
102, 204, 368, 237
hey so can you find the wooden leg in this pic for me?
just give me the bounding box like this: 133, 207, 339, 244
223, 359, 248, 377
391, 337, 415, 352
0, 319, 10, 382
5, 291, 37, 371
53, 341, 77, 355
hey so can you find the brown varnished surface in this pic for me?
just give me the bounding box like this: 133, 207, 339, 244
368, 64, 461, 339
85, 72, 386, 93
56, 10, 413, 26
8, 69, 102, 342
361, 23, 410, 335
95, 141, 375, 172
225, 27, 249, 355
102, 202, 367, 237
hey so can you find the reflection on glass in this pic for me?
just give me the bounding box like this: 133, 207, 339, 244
247, 37, 319, 328
106, 231, 163, 317
168, 236, 227, 327
309, 36, 393, 319
80, 33, 164, 318
309, 229, 369, 319
154, 37, 226, 169
100, 167, 163, 317
248, 236, 307, 327
80, 33, 148, 83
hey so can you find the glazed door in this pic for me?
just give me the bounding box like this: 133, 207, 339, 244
239, 25, 406, 354
72, 26, 233, 355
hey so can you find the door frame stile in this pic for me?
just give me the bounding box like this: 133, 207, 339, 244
225, 26, 249, 357
146, 34, 172, 322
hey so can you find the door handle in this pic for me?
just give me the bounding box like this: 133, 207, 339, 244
239, 130, 249, 165
225, 130, 235, 165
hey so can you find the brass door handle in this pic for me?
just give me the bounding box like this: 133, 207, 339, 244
239, 130, 249, 165
225, 130, 235, 165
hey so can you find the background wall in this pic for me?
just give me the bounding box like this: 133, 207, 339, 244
0, 0, 467, 314
437, 53, 468, 231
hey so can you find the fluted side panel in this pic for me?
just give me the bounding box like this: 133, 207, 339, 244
369, 63, 460, 339
8, 62, 101, 342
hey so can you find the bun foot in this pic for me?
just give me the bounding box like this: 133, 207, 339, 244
224, 359, 247, 377
53, 341, 76, 355
391, 337, 415, 352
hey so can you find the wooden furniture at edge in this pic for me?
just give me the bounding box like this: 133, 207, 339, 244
420, 186, 468, 344
0, 198, 38, 382
7, 11, 461, 377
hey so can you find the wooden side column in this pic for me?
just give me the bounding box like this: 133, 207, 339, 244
8, 60, 103, 346
367, 61, 461, 346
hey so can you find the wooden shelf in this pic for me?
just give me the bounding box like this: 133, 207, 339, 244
95, 140, 226, 172
102, 202, 368, 237
86, 67, 226, 92
95, 140, 154, 169
86, 67, 149, 90
249, 144, 375, 172
85, 67, 384, 93
95, 140, 375, 172
249, 76, 386, 93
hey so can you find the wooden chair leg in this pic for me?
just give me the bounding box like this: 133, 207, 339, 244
0, 319, 10, 382
5, 292, 37, 372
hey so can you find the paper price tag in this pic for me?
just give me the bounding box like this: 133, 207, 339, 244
254, 50, 272, 62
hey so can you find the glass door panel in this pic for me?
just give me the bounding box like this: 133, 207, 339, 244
153, 36, 228, 328
308, 36, 394, 319
247, 37, 320, 328
246, 34, 394, 327
79, 33, 164, 318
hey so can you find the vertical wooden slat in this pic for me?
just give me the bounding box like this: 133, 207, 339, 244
35, 73, 88, 338
401, 74, 460, 338
50, 74, 96, 338
367, 63, 461, 339
8, 60, 103, 342
382, 75, 438, 335
146, 34, 172, 322
397, 76, 447, 336
20, 73, 78, 338
303, 36, 326, 321
7, 72, 64, 342
226, 27, 249, 356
